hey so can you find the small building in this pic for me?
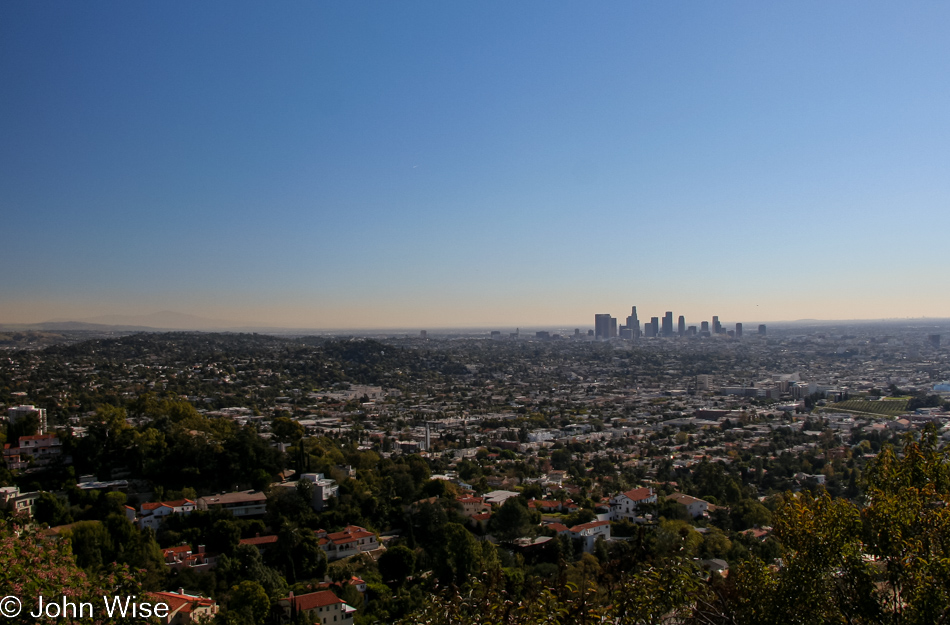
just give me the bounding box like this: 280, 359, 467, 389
160, 545, 217, 572
0, 486, 40, 518
128, 499, 196, 530
196, 491, 267, 517
666, 493, 710, 519
457, 496, 490, 518
569, 520, 611, 553
609, 487, 657, 522
147, 590, 218, 625
299, 473, 339, 511
483, 490, 520, 508
317, 525, 380, 561
278, 590, 355, 625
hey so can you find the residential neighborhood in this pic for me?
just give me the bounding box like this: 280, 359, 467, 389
1, 325, 948, 623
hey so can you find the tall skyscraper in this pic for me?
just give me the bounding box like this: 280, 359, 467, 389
649, 317, 660, 338
713, 316, 722, 334
626, 306, 640, 339
735, 322, 743, 338
678, 316, 686, 336
609, 317, 617, 338
758, 324, 767, 336
662, 312, 673, 337
700, 321, 710, 337
594, 314, 612, 340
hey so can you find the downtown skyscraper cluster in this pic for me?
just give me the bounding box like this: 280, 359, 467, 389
593, 306, 765, 340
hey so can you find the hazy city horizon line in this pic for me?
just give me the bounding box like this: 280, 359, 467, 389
3, 312, 949, 335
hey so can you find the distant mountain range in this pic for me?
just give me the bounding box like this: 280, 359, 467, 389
74, 311, 240, 330
0, 311, 245, 333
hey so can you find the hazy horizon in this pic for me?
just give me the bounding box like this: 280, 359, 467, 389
3, 2, 949, 328
4, 309, 949, 335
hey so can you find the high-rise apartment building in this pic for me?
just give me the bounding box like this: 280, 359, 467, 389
735, 323, 743, 338
678, 316, 686, 336
8, 405, 47, 435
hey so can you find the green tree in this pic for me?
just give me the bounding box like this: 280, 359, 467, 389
722, 425, 950, 624
550, 449, 572, 470
489, 497, 533, 542
0, 519, 144, 625
6, 413, 39, 444
34, 492, 73, 526
378, 544, 416, 585
435, 524, 481, 587
272, 417, 305, 444
67, 520, 114, 571
227, 580, 270, 625
208, 518, 242, 555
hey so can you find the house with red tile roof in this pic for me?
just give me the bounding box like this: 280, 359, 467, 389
2, 433, 64, 469
609, 487, 657, 522
239, 533, 279, 554
569, 519, 611, 552
305, 576, 368, 596
456, 496, 490, 517
278, 590, 356, 625
160, 545, 217, 571
468, 511, 491, 531
147, 590, 217, 625
316, 525, 380, 561
127, 499, 196, 530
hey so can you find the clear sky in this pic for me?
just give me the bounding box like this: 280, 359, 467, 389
2, 2, 948, 329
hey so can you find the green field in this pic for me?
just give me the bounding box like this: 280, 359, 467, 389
827, 398, 909, 416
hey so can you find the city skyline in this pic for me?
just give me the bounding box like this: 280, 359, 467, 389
3, 305, 946, 335
3, 2, 949, 329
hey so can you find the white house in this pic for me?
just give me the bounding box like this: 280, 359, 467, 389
569, 520, 611, 553
316, 525, 380, 561
609, 487, 657, 521
279, 590, 355, 625
128, 499, 196, 530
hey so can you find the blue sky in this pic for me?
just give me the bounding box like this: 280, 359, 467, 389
2, 2, 948, 329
